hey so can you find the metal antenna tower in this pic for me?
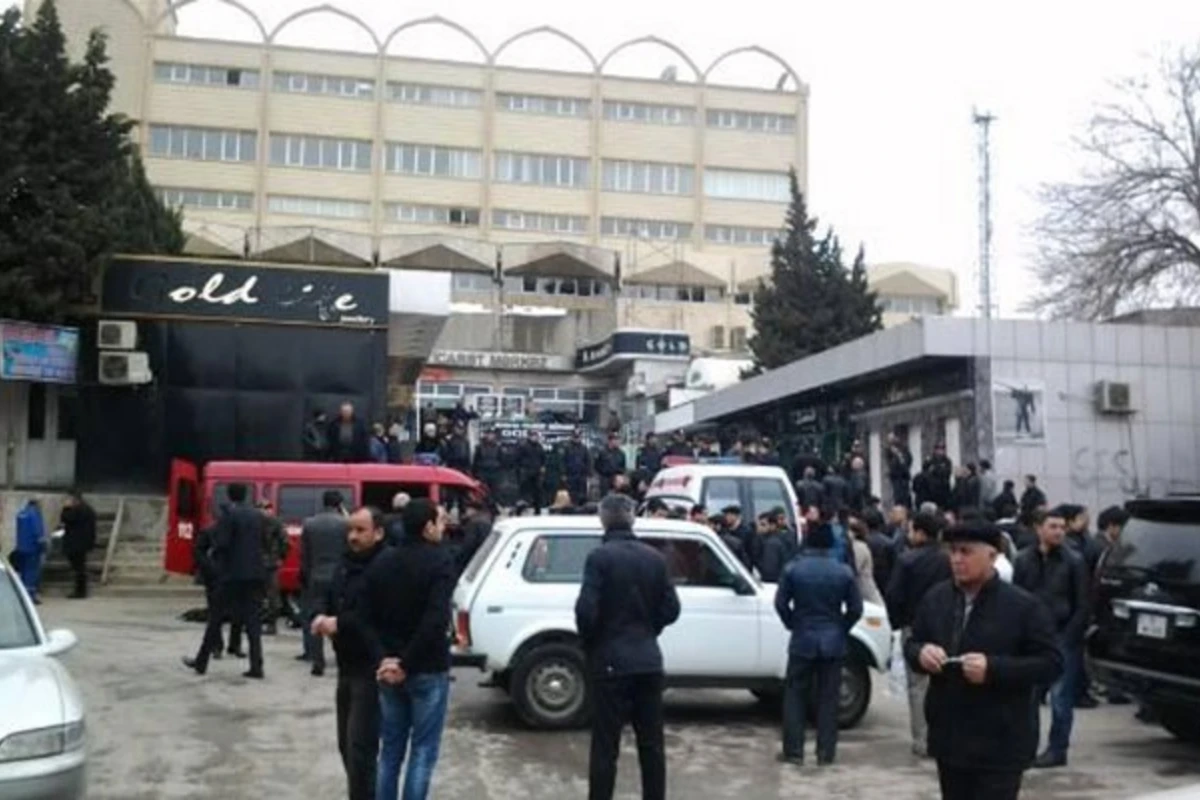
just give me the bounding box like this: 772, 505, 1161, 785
973, 109, 996, 318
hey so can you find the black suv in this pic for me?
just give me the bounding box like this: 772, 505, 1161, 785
1088, 497, 1200, 743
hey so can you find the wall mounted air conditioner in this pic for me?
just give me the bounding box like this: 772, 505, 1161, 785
98, 352, 152, 385
1095, 380, 1135, 414
97, 320, 137, 350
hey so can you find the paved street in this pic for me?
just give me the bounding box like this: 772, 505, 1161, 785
38, 595, 1200, 799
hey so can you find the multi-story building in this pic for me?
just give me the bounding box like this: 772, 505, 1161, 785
31, 0, 956, 466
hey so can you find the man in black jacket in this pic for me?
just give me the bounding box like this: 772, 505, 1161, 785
311, 506, 387, 800
905, 522, 1062, 800
364, 499, 455, 800
59, 489, 96, 599
795, 467, 824, 511
594, 433, 627, 495
885, 512, 950, 756
327, 402, 371, 463
561, 429, 593, 505
184, 483, 268, 678
576, 494, 681, 800
471, 428, 504, 498
635, 433, 663, 479
1019, 474, 1047, 517
1012, 507, 1089, 769
516, 429, 547, 512
301, 491, 349, 676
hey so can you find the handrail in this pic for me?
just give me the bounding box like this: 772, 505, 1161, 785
100, 498, 126, 587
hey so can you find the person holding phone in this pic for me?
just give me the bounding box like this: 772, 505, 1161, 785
904, 522, 1062, 800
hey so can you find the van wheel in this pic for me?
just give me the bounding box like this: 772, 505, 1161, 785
1159, 708, 1200, 743
838, 657, 871, 729
510, 643, 590, 730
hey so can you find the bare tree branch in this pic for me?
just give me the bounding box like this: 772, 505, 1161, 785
1028, 46, 1200, 319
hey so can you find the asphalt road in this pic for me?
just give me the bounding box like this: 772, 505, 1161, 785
36, 595, 1200, 799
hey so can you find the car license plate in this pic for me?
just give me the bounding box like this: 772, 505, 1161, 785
1137, 613, 1168, 639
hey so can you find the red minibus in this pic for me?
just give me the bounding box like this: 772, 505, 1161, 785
165, 459, 483, 593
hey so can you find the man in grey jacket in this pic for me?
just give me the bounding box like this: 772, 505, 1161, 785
301, 490, 348, 677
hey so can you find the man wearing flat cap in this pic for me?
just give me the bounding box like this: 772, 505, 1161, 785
904, 521, 1062, 800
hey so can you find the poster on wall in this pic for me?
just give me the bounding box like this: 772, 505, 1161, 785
0, 320, 79, 384
992, 379, 1046, 445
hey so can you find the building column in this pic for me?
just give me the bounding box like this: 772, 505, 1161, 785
868, 427, 883, 501
908, 424, 923, 473
945, 416, 962, 468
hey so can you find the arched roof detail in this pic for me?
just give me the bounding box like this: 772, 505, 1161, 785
491, 25, 598, 72
382, 16, 489, 63
157, 0, 268, 41
268, 4, 381, 51
704, 44, 803, 91
598, 36, 701, 82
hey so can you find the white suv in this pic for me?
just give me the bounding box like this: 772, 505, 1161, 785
452, 516, 892, 730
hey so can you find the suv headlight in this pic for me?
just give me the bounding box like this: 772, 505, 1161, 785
0, 721, 86, 763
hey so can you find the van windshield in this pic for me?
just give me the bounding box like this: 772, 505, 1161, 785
463, 529, 502, 584
1107, 516, 1200, 583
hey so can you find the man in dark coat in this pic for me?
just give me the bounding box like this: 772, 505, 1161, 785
561, 429, 593, 506
795, 467, 824, 511
636, 434, 664, 479
439, 424, 472, 474
721, 505, 756, 568
575, 494, 681, 800
905, 521, 1062, 800
886, 433, 914, 509
471, 428, 504, 498
452, 499, 493, 576
516, 429, 547, 512
861, 507, 896, 595
1019, 475, 1047, 517
257, 500, 290, 636
310, 506, 387, 800
923, 443, 954, 511
303, 410, 329, 460
184, 483, 269, 678
821, 466, 848, 516
754, 514, 793, 583
1012, 507, 1090, 769
774, 523, 863, 765
59, 489, 97, 599
300, 491, 349, 676
885, 511, 950, 756
594, 433, 627, 496
326, 402, 371, 463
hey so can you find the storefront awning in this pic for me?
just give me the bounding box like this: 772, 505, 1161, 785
504, 241, 616, 281
383, 243, 492, 273
253, 233, 372, 267
626, 261, 726, 288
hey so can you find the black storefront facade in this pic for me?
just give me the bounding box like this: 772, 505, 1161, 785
77, 256, 389, 492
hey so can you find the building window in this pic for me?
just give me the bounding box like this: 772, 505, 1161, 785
602, 160, 694, 196
386, 203, 479, 226
602, 101, 694, 126
704, 225, 783, 246
388, 82, 482, 108
493, 151, 590, 189
492, 209, 588, 235
730, 326, 748, 351
157, 187, 253, 211
386, 143, 483, 179
147, 125, 257, 163
629, 285, 723, 303
504, 276, 609, 298
703, 168, 790, 202
452, 272, 494, 292
706, 109, 796, 134
272, 71, 375, 99
268, 133, 372, 172
600, 217, 692, 241
880, 294, 944, 316
154, 62, 260, 89
27, 383, 45, 440
267, 194, 370, 220
497, 93, 590, 118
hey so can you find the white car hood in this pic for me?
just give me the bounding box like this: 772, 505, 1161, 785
0, 653, 75, 740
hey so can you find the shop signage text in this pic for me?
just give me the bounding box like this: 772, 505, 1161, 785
0, 320, 79, 384
428, 350, 569, 372
102, 258, 388, 327
576, 330, 690, 370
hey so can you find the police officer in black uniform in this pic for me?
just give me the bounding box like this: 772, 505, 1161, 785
561, 428, 593, 506
904, 522, 1062, 800
594, 432, 628, 495
516, 429, 547, 512
575, 494, 680, 800
471, 428, 503, 498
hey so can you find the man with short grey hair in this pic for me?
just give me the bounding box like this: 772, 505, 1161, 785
576, 494, 681, 800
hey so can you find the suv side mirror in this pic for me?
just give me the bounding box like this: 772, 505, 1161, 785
43, 629, 78, 657
731, 575, 755, 596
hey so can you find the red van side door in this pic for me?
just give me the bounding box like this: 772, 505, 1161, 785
164, 459, 200, 575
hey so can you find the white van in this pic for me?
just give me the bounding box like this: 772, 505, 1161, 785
644, 463, 800, 527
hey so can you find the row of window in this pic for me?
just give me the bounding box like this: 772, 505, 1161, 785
147, 125, 788, 201
880, 294, 945, 315
625, 284, 727, 303
152, 63, 796, 133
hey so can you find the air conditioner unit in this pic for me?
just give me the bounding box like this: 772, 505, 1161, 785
1095, 380, 1134, 414
98, 352, 152, 386
97, 320, 137, 350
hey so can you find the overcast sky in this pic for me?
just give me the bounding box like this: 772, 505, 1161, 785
14, 0, 1200, 316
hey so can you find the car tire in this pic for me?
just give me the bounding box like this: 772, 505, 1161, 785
838, 657, 871, 730
1159, 708, 1200, 744
510, 642, 591, 730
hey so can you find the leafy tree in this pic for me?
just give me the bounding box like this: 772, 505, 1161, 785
747, 169, 882, 372
1029, 47, 1200, 319
0, 0, 182, 323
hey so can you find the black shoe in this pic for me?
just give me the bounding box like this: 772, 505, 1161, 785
311, 665, 325, 677
228, 649, 247, 658
182, 656, 207, 676
295, 653, 311, 662
1075, 694, 1100, 709
67, 592, 86, 600
1108, 693, 1132, 706
242, 670, 264, 680
817, 758, 835, 767
775, 753, 802, 766
1033, 751, 1067, 769
211, 650, 223, 661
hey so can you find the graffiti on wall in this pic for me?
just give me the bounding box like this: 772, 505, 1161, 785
1071, 446, 1197, 497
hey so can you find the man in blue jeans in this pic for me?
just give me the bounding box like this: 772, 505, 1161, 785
361, 498, 455, 800
1013, 507, 1089, 769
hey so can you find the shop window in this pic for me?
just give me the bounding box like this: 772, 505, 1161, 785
26, 384, 46, 441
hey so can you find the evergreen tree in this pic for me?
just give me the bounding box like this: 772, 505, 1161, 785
747, 170, 882, 372
0, 0, 182, 324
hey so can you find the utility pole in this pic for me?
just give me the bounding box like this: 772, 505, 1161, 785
973, 109, 996, 319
